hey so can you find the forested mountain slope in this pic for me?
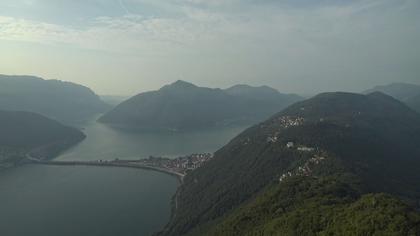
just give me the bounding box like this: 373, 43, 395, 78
210, 177, 420, 235
159, 92, 420, 235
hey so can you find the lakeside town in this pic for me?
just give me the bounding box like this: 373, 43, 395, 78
115, 153, 214, 175
29, 153, 215, 180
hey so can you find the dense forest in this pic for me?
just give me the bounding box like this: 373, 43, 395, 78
159, 92, 420, 235
210, 177, 420, 235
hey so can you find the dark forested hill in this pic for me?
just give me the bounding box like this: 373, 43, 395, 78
98, 81, 302, 130
0, 110, 85, 167
210, 178, 420, 236
0, 75, 110, 124
159, 92, 420, 235
365, 82, 420, 113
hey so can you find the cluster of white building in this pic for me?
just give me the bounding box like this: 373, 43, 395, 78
265, 116, 305, 144
277, 116, 305, 128
279, 171, 293, 182
285, 142, 315, 152
178, 153, 213, 171
144, 153, 214, 174
279, 155, 326, 182
297, 146, 315, 152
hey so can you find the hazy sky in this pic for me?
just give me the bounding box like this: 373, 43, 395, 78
0, 0, 419, 96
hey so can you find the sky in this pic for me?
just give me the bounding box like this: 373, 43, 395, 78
0, 0, 419, 96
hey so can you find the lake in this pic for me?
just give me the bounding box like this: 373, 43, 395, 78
58, 118, 248, 161
0, 119, 248, 236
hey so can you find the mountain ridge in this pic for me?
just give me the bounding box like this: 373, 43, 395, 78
0, 74, 110, 124
99, 81, 303, 130
364, 82, 420, 113
159, 91, 420, 235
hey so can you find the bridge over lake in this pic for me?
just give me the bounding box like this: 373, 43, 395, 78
26, 158, 185, 182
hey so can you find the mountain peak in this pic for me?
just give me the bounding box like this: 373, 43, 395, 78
226, 84, 279, 93
364, 83, 420, 102
224, 84, 286, 101
293, 91, 393, 110
227, 84, 255, 89
99, 81, 302, 130
159, 80, 199, 92
277, 91, 420, 129
170, 80, 197, 88
364, 83, 420, 113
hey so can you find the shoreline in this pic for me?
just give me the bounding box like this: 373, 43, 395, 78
154, 179, 182, 236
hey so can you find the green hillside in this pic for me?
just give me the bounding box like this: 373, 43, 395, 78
159, 92, 420, 235
210, 177, 420, 236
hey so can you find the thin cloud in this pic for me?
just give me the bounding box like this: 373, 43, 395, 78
0, 0, 418, 94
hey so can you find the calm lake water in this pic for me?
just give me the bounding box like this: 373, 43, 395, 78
0, 118, 248, 236
58, 118, 248, 161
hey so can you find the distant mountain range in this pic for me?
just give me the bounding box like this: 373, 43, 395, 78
98, 80, 303, 130
0, 75, 110, 124
159, 91, 420, 235
0, 110, 85, 166
364, 82, 420, 113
